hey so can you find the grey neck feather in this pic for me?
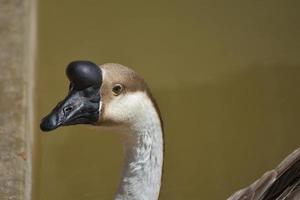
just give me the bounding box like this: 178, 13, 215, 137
115, 96, 163, 200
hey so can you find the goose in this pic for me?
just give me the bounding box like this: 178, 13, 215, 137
40, 61, 300, 200
40, 61, 163, 200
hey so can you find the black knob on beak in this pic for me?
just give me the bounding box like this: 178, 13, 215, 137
66, 61, 102, 89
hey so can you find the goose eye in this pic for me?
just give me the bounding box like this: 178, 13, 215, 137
112, 84, 123, 96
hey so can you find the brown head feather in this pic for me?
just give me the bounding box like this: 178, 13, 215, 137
98, 63, 164, 129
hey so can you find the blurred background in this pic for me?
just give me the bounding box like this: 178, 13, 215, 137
35, 0, 300, 199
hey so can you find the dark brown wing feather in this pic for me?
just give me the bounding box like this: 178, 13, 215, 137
227, 148, 300, 200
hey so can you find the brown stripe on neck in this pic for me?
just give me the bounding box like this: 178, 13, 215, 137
145, 87, 165, 200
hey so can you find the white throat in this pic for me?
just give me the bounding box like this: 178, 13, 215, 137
108, 92, 164, 200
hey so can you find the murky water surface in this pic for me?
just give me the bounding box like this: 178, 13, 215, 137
36, 1, 300, 199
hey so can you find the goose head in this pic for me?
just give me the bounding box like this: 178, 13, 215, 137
40, 60, 151, 132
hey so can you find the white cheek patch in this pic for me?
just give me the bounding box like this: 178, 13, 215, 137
105, 91, 157, 125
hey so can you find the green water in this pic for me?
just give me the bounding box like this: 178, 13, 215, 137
36, 0, 300, 199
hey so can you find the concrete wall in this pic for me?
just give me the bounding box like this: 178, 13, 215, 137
0, 0, 36, 199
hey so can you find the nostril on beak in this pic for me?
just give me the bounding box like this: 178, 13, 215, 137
63, 106, 73, 114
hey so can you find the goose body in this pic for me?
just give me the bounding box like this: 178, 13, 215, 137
41, 61, 300, 200
228, 148, 300, 200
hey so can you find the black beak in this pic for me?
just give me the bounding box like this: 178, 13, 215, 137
40, 61, 102, 132
40, 87, 100, 131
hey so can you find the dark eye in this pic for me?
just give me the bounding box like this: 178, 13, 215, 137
112, 84, 123, 96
